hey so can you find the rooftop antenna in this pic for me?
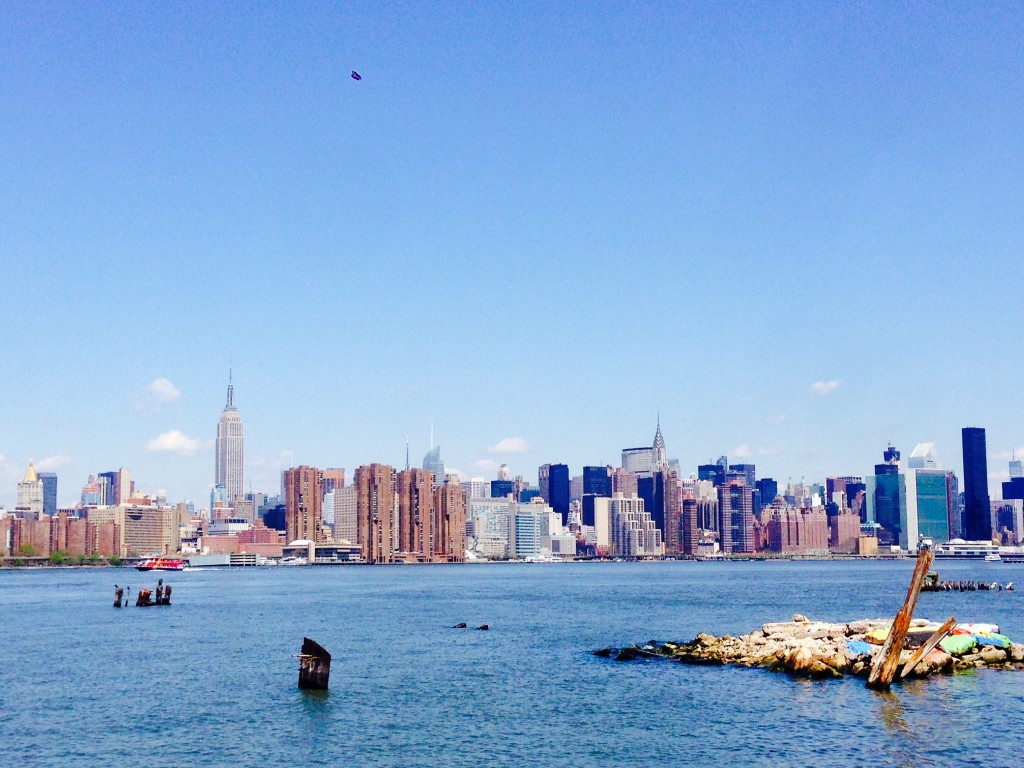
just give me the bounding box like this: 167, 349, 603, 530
405, 436, 410, 471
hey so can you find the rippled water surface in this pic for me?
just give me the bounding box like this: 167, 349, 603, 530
2, 560, 1022, 766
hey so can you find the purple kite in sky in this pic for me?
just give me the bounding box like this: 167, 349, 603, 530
351, 71, 361, 80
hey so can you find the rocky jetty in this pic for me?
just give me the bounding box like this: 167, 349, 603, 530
595, 615, 1024, 681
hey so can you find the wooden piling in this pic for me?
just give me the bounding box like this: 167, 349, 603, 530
899, 616, 956, 679
867, 548, 934, 690
296, 637, 331, 691
114, 587, 123, 608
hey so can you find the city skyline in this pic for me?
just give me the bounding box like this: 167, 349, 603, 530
2, 4, 1022, 507
0, 372, 1020, 511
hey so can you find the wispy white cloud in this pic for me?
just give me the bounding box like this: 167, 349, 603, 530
473, 459, 500, 474
136, 377, 182, 412
487, 437, 529, 454
733, 444, 753, 459
766, 414, 786, 426
145, 430, 207, 456
37, 455, 73, 471
809, 380, 842, 397
757, 446, 782, 457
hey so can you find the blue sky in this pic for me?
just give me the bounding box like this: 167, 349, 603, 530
2, 1, 1022, 508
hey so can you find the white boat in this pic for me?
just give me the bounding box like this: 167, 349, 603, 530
984, 553, 1002, 562
279, 556, 308, 566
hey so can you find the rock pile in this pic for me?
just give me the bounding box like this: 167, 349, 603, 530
595, 615, 1024, 680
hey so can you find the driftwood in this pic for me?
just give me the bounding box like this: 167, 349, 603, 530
867, 549, 934, 690
296, 637, 331, 690
900, 616, 956, 679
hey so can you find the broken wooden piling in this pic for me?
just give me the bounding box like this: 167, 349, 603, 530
867, 548, 934, 690
114, 586, 123, 608
296, 637, 331, 691
899, 616, 956, 679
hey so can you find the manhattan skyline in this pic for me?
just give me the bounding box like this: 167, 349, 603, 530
2, 3, 1022, 507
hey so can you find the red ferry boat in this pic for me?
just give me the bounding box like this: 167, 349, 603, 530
136, 557, 187, 571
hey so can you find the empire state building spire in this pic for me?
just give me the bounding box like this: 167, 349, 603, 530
216, 371, 244, 501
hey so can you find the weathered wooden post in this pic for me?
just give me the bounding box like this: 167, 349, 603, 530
899, 616, 956, 679
296, 637, 331, 691
114, 586, 123, 608
136, 588, 153, 607
867, 548, 934, 690
161, 584, 172, 605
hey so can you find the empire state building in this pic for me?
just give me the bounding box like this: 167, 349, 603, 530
216, 374, 244, 501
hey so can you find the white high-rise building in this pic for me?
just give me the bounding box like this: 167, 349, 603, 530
610, 493, 663, 557
17, 461, 44, 519
215, 374, 244, 501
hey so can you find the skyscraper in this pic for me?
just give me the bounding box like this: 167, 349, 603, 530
423, 446, 445, 484
356, 464, 396, 564
961, 427, 992, 541
284, 466, 323, 544
867, 444, 907, 547
433, 474, 466, 562
538, 463, 570, 524
16, 461, 43, 519
215, 373, 244, 501
397, 468, 434, 557
38, 472, 58, 517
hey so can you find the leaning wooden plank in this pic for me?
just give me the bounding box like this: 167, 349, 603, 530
867, 548, 934, 690
899, 616, 956, 679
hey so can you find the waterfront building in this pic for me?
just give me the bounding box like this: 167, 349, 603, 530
215, 374, 244, 501
433, 474, 466, 562
87, 504, 177, 556
336, 486, 358, 542
38, 472, 57, 517
829, 510, 862, 553
284, 466, 323, 545
538, 463, 570, 524
16, 461, 44, 519
961, 427, 992, 541
638, 469, 681, 553
764, 507, 829, 554
512, 502, 545, 559
590, 496, 612, 553
609, 493, 663, 558
397, 468, 434, 558
718, 481, 755, 554
905, 468, 958, 547
355, 463, 396, 564
468, 498, 513, 559
581, 465, 613, 528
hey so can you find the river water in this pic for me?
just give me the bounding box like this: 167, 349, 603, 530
1, 560, 1022, 767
